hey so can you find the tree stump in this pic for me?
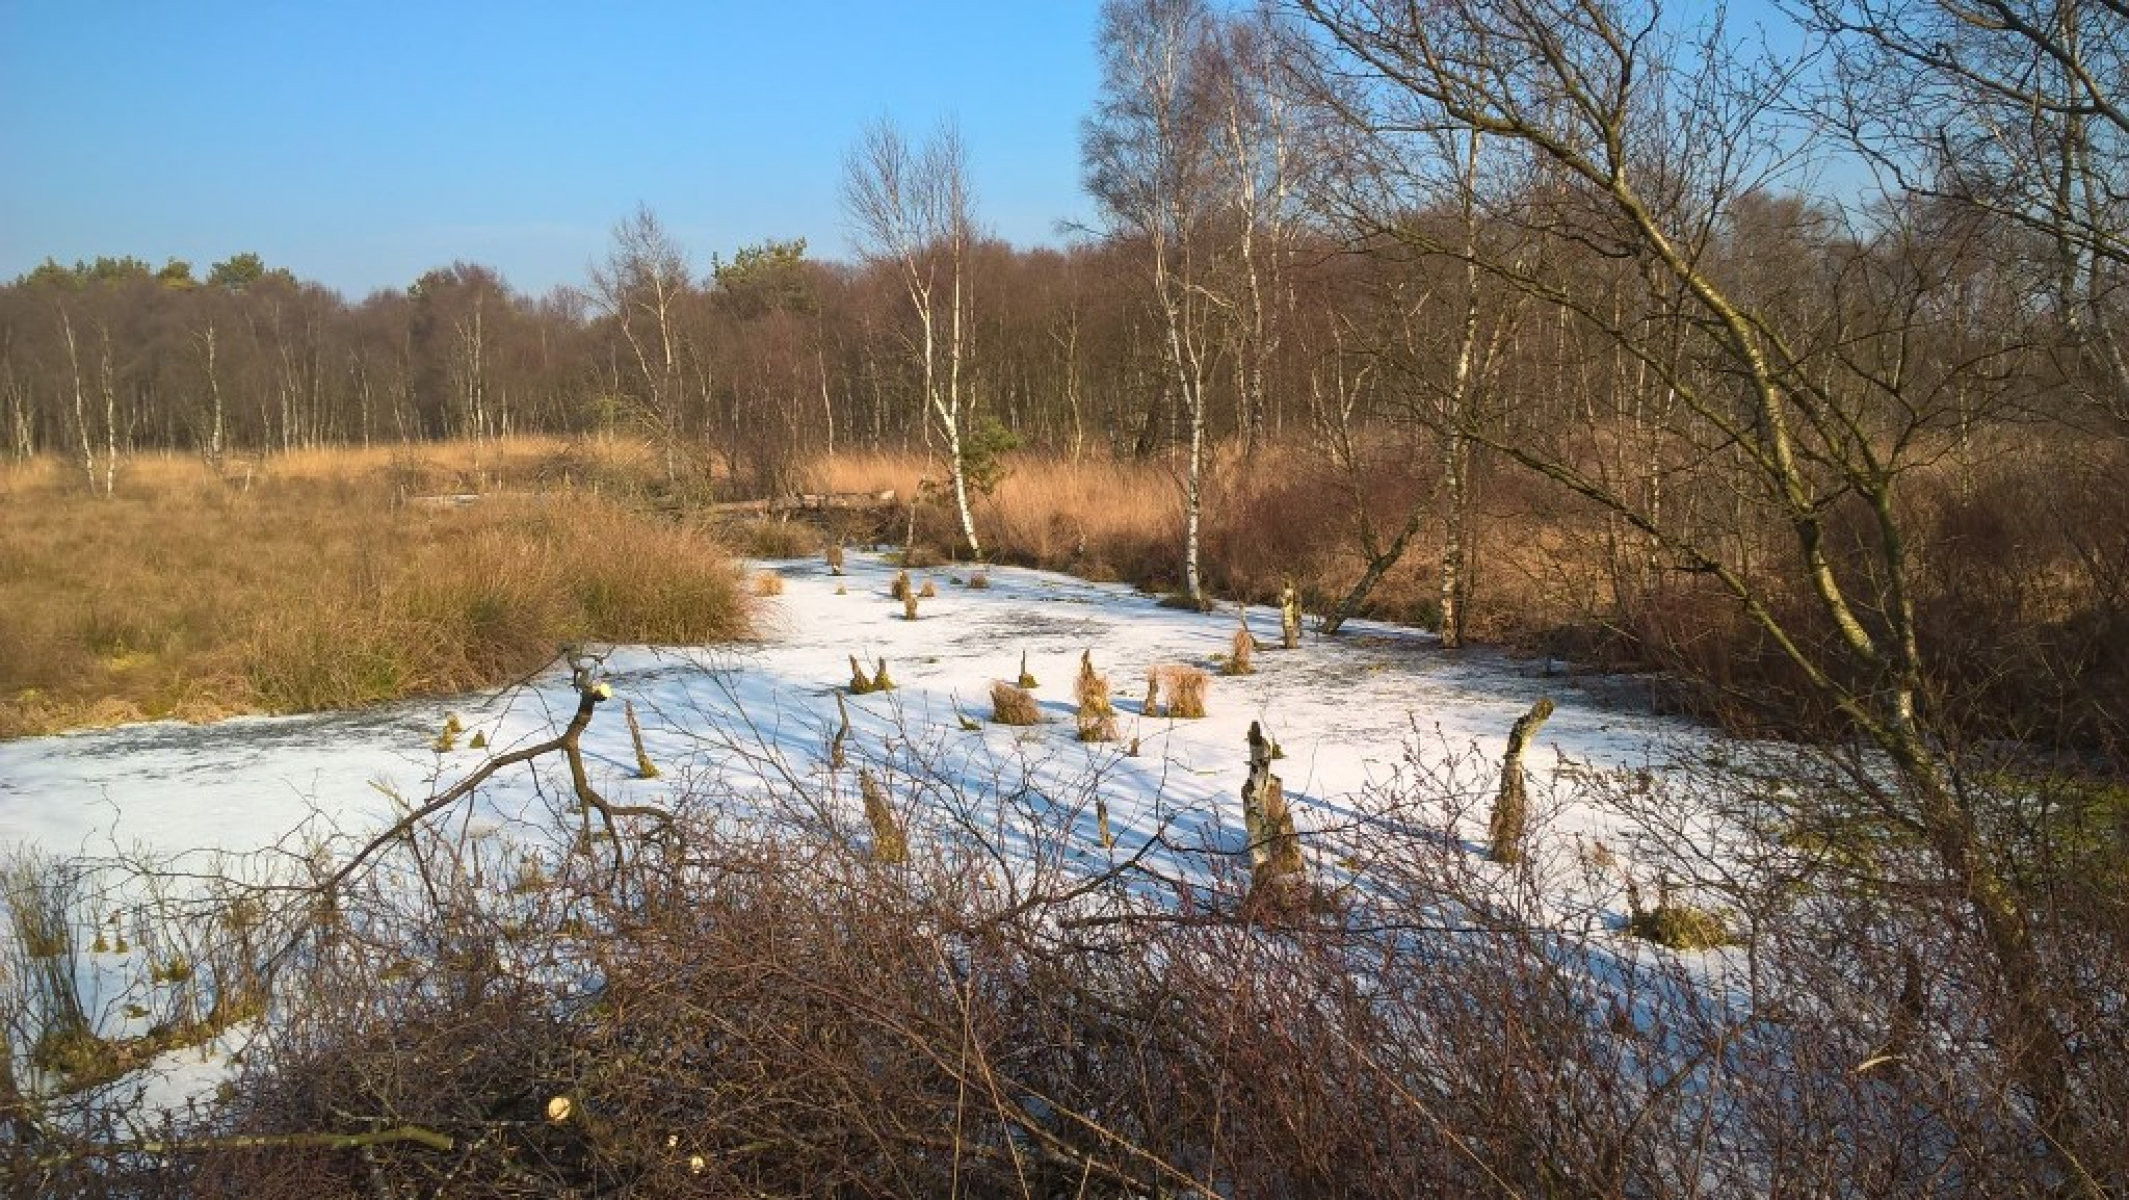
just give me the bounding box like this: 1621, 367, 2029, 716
1488, 697, 1554, 864
624, 699, 659, 779
1243, 721, 1304, 892
1279, 580, 1303, 650
830, 692, 851, 769
860, 769, 905, 864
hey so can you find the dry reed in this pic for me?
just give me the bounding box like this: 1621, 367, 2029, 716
0, 444, 749, 736
1074, 651, 1119, 743
1147, 664, 1209, 719
989, 682, 1042, 726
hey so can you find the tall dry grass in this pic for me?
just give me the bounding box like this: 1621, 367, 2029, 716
1, 440, 747, 737
809, 445, 1452, 611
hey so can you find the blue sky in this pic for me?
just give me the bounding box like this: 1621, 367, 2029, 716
0, 1, 1104, 298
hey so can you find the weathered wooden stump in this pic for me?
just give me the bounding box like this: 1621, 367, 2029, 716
1244, 721, 1304, 892
1488, 697, 1554, 864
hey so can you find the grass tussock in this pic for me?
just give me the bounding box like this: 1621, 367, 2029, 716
0, 445, 748, 736
752, 571, 786, 597
1075, 653, 1120, 744
1628, 902, 1731, 951
723, 517, 821, 559
989, 681, 1042, 726
1147, 664, 1209, 719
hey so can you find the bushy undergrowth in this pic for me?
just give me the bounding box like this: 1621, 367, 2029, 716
0, 441, 748, 734
8, 729, 2121, 1198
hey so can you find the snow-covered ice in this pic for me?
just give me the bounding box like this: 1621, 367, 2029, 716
1, 552, 1708, 877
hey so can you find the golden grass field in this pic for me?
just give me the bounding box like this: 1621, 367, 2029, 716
0, 438, 749, 738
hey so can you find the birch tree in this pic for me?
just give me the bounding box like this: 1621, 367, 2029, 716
1086, 0, 1223, 604
589, 206, 695, 483
1208, 5, 1303, 459
843, 118, 985, 558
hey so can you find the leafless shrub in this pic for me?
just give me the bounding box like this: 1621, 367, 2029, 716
19, 711, 2123, 1200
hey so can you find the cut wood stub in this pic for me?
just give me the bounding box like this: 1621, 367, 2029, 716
1243, 720, 1304, 891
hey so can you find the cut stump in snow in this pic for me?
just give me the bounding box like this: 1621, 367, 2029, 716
830, 692, 851, 769
1488, 697, 1555, 864
1279, 580, 1303, 650
1243, 721, 1305, 894
624, 700, 659, 779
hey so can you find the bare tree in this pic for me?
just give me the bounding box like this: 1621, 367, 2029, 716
844, 118, 986, 558
589, 205, 696, 483
1296, 1, 2112, 1186
1798, 0, 2129, 430
1086, 0, 1225, 604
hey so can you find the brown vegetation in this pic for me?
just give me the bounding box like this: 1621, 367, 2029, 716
14, 736, 2113, 1198
1146, 664, 1209, 719
1074, 651, 1119, 743
988, 681, 1041, 726
0, 441, 749, 737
